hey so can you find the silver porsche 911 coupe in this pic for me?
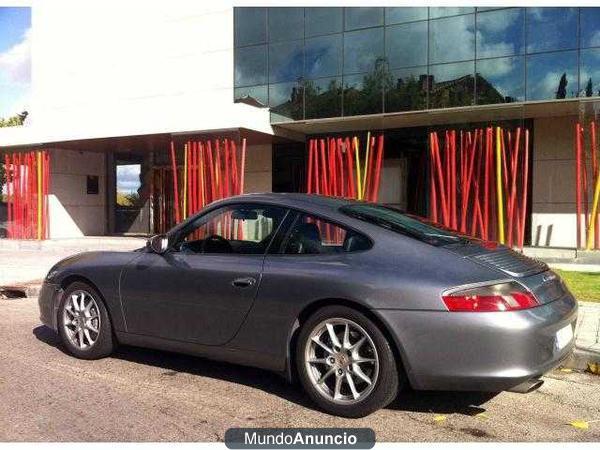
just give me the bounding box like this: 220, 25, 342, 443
38, 193, 577, 417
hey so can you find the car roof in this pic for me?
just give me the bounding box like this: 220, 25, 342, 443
217, 192, 359, 213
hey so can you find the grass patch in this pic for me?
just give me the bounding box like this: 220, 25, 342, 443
555, 269, 600, 303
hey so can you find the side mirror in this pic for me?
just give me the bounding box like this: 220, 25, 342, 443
147, 234, 169, 254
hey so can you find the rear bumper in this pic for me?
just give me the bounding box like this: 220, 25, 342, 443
377, 293, 578, 392
38, 281, 61, 331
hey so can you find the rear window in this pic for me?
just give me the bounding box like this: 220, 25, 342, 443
340, 204, 472, 247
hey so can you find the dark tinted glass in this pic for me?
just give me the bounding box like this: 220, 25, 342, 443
429, 14, 475, 64
234, 85, 268, 106
580, 48, 600, 98
386, 21, 428, 69
526, 8, 578, 53
343, 27, 384, 74
269, 40, 304, 83
305, 7, 343, 37
385, 7, 428, 24
235, 45, 267, 86
267, 7, 304, 42
580, 8, 600, 49
526, 50, 578, 100
385, 66, 428, 112
476, 56, 524, 104
429, 61, 475, 108
430, 7, 474, 19
305, 34, 342, 79
477, 8, 524, 58
344, 7, 383, 30
305, 77, 342, 119
343, 72, 384, 116
235, 8, 266, 46
269, 81, 304, 122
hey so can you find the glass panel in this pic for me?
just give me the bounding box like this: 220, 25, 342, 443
305, 77, 342, 119
526, 8, 578, 53
476, 56, 524, 104
430, 7, 474, 19
234, 45, 267, 87
269, 40, 304, 83
580, 8, 600, 49
385, 66, 428, 112
476, 8, 524, 58
344, 7, 383, 31
385, 7, 428, 24
343, 27, 384, 74
526, 50, 578, 100
343, 72, 384, 116
429, 61, 475, 108
305, 34, 342, 79
386, 21, 428, 69
580, 48, 600, 98
234, 85, 268, 107
306, 7, 343, 37
429, 14, 475, 64
115, 156, 150, 234
267, 7, 304, 42
269, 80, 304, 122
234, 8, 266, 46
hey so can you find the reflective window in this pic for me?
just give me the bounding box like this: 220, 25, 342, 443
429, 61, 475, 108
580, 8, 600, 49
429, 14, 475, 64
305, 77, 342, 119
234, 45, 267, 87
526, 50, 578, 100
344, 7, 384, 31
343, 72, 384, 116
306, 7, 343, 37
385, 7, 428, 24
476, 8, 524, 58
430, 7, 474, 19
269, 40, 304, 83
343, 27, 384, 74
269, 81, 304, 122
580, 48, 600, 98
305, 34, 342, 79
386, 21, 428, 69
267, 7, 304, 42
526, 8, 578, 53
385, 66, 428, 112
235, 8, 266, 46
234, 85, 268, 106
476, 56, 524, 104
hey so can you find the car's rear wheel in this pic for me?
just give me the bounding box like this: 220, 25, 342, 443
57, 281, 114, 359
296, 305, 399, 418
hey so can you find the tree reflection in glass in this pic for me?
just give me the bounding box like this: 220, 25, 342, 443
305, 77, 342, 119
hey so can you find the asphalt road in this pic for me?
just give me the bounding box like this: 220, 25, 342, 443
1, 297, 599, 442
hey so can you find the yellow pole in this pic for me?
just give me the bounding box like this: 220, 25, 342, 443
496, 127, 505, 244
587, 173, 600, 250
362, 131, 371, 199
354, 136, 362, 200
183, 144, 188, 219
37, 151, 43, 240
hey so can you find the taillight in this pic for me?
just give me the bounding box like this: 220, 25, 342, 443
442, 281, 539, 312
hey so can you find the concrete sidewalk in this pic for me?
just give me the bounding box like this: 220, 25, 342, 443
569, 301, 600, 369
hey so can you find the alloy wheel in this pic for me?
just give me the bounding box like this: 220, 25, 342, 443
62, 290, 101, 350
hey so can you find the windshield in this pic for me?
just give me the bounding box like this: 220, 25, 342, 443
340, 204, 474, 247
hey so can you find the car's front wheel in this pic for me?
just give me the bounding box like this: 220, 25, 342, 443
57, 281, 114, 359
296, 305, 399, 417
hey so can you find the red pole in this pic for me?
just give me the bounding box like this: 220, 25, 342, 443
371, 135, 384, 203
313, 139, 320, 194
429, 133, 438, 223
507, 128, 521, 247
4, 154, 11, 238
581, 125, 589, 245
336, 139, 345, 198
330, 138, 337, 197
170, 141, 180, 224
520, 129, 530, 249
591, 121, 599, 249
345, 138, 355, 198
224, 139, 230, 198
231, 140, 239, 196
575, 123, 582, 248
319, 139, 329, 196
307, 140, 314, 194
240, 138, 247, 195
433, 133, 449, 226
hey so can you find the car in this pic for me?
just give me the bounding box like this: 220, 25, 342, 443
38, 193, 577, 417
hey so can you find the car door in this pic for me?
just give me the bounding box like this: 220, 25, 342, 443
119, 203, 288, 346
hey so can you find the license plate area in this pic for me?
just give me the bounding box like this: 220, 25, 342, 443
555, 324, 574, 351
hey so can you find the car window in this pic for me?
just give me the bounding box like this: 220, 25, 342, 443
175, 204, 287, 255
283, 213, 371, 255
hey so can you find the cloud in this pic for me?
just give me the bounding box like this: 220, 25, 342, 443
0, 27, 31, 85
591, 31, 600, 48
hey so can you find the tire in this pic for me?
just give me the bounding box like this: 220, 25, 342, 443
57, 281, 114, 360
296, 305, 400, 418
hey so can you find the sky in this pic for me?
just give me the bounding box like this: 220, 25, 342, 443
0, 6, 31, 119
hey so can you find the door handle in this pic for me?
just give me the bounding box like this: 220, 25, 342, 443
231, 277, 256, 288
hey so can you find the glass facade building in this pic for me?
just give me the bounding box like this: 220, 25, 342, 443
233, 7, 600, 122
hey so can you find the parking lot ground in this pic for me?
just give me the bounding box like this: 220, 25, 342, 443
1, 297, 600, 442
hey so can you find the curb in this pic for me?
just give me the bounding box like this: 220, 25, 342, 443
564, 348, 600, 371
0, 281, 43, 299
